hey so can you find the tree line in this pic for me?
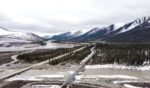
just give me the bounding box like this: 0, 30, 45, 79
49, 46, 92, 65
17, 46, 83, 63
17, 48, 72, 62
89, 43, 150, 66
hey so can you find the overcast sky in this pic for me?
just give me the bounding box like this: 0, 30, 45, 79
0, 0, 150, 35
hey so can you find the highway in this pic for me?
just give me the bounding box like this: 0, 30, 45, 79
61, 46, 96, 88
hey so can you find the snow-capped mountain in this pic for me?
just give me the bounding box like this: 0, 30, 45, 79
0, 27, 45, 47
113, 16, 150, 34
71, 24, 118, 42
50, 32, 72, 41
104, 16, 150, 42
72, 16, 150, 42
86, 28, 101, 35
50, 24, 120, 42
50, 31, 85, 41
72, 31, 84, 37
50, 16, 150, 43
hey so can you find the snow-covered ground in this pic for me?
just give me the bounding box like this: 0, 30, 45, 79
75, 75, 138, 80
113, 80, 149, 84
5, 66, 75, 81
114, 80, 148, 88
124, 84, 141, 88
31, 85, 61, 88
85, 64, 150, 71
3, 63, 150, 88
5, 69, 140, 82
7, 74, 65, 81
0, 42, 74, 51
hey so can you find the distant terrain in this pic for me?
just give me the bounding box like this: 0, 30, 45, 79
0, 26, 45, 47
0, 16, 150, 47
50, 16, 150, 43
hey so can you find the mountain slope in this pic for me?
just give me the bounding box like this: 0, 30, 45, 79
72, 16, 150, 43
50, 32, 72, 41
71, 24, 118, 42
0, 32, 44, 42
50, 16, 150, 43
50, 31, 84, 41
0, 27, 45, 46
104, 17, 150, 42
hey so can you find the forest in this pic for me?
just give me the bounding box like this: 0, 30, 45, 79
89, 43, 150, 66
17, 46, 83, 63
17, 48, 72, 62
49, 45, 92, 65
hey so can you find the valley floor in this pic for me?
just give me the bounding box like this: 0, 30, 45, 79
0, 44, 150, 88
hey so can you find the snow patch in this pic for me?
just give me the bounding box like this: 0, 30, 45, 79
87, 28, 100, 35
7, 75, 64, 81
31, 85, 61, 88
68, 71, 75, 74
118, 17, 150, 34
114, 23, 124, 30
124, 84, 141, 88
118, 23, 137, 34
85, 64, 150, 71
113, 80, 148, 84
75, 75, 138, 80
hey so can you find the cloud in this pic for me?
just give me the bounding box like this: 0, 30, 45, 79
0, 0, 149, 34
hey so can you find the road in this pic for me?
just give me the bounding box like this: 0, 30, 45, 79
61, 46, 96, 88
0, 50, 36, 69
0, 46, 85, 81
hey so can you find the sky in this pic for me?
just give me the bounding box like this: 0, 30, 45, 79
0, 0, 150, 35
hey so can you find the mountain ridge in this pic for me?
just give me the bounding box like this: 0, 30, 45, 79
0, 27, 45, 47
50, 16, 150, 43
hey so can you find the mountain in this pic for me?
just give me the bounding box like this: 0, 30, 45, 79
50, 16, 150, 43
104, 16, 150, 43
72, 16, 150, 43
50, 31, 84, 41
50, 32, 72, 41
72, 31, 84, 37
0, 27, 45, 47
71, 24, 117, 42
